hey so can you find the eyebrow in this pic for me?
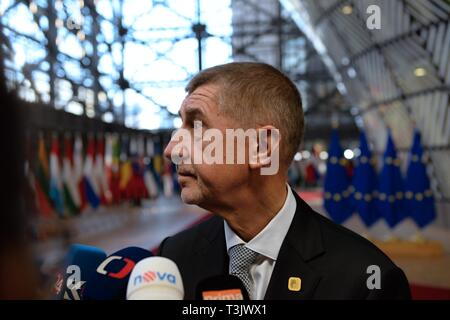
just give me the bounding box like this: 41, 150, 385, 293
178, 106, 207, 122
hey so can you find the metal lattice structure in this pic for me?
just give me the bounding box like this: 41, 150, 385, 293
280, 0, 450, 223
231, 0, 358, 142
0, 0, 232, 129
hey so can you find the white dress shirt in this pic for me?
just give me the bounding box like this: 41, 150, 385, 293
224, 184, 297, 300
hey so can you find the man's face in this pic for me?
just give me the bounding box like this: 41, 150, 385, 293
163, 84, 249, 209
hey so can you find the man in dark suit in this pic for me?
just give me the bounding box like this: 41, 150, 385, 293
160, 62, 411, 300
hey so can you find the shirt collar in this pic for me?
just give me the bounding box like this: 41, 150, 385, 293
224, 184, 297, 261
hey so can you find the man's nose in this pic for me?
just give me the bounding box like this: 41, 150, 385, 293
164, 131, 186, 163
163, 139, 176, 161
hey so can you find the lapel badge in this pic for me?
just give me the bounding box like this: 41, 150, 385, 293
288, 277, 302, 292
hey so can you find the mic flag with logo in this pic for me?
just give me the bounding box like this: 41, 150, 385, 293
54, 244, 107, 300
323, 129, 353, 224
83, 247, 153, 300
405, 130, 436, 228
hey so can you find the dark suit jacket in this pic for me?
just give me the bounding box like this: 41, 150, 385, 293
158, 190, 411, 300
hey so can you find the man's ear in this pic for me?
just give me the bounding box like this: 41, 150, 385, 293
249, 125, 280, 170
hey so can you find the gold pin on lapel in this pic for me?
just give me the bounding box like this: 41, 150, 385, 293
288, 277, 302, 292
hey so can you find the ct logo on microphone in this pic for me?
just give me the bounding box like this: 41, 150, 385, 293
96, 256, 136, 279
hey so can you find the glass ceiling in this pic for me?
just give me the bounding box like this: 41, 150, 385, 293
0, 0, 232, 129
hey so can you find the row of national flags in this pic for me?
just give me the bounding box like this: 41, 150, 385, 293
27, 132, 178, 218
323, 129, 436, 229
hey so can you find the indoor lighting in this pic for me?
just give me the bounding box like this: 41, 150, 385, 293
344, 149, 354, 160
341, 5, 353, 15
414, 67, 427, 77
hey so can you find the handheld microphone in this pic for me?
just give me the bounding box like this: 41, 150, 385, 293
195, 275, 249, 300
82, 247, 153, 300
53, 244, 107, 300
127, 257, 184, 300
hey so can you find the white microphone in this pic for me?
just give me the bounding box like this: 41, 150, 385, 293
126, 257, 184, 300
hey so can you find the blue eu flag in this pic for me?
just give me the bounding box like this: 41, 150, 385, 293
377, 133, 406, 228
351, 132, 380, 227
323, 129, 353, 224
405, 130, 436, 228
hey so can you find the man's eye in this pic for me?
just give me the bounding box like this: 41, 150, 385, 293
183, 120, 193, 128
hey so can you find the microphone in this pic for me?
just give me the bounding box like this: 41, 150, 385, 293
82, 247, 153, 300
127, 257, 183, 300
195, 275, 249, 300
53, 244, 107, 300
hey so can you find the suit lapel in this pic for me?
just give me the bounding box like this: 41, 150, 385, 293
186, 216, 228, 298
195, 227, 228, 275
263, 242, 322, 299
264, 190, 325, 300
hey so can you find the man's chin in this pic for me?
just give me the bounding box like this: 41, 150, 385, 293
180, 188, 202, 205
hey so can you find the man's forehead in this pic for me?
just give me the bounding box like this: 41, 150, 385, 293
180, 84, 219, 114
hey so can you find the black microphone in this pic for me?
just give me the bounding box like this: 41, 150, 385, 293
53, 244, 107, 300
195, 274, 249, 300
82, 247, 153, 300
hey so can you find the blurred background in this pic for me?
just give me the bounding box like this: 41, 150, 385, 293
0, 0, 449, 299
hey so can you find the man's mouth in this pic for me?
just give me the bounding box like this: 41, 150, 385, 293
177, 169, 196, 178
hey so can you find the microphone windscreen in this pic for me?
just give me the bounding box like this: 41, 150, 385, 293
83, 247, 153, 300
54, 244, 106, 300
127, 257, 184, 300
195, 274, 249, 300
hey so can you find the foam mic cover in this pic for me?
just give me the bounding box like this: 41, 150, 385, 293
53, 244, 107, 300
82, 247, 153, 300
127, 257, 184, 300
195, 275, 249, 300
